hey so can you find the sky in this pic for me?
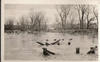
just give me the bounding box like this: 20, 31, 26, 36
5, 4, 81, 25
5, 4, 58, 25
4, 0, 98, 25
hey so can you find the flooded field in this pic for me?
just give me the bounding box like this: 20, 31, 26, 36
4, 32, 98, 61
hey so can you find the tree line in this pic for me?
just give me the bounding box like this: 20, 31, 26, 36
5, 11, 47, 32
55, 5, 98, 30
5, 5, 98, 33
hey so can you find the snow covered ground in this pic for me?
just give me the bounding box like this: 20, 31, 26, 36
4, 32, 98, 61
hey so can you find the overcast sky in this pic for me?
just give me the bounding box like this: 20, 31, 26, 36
5, 4, 58, 25
4, 0, 98, 25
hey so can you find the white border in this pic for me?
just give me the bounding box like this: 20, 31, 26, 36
1, 0, 100, 62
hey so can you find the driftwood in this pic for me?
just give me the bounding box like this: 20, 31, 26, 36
36, 39, 62, 46
42, 48, 55, 56
45, 42, 50, 46
36, 42, 44, 45
51, 39, 60, 45
87, 47, 95, 54
36, 41, 51, 46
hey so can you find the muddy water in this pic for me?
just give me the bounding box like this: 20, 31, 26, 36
4, 32, 98, 60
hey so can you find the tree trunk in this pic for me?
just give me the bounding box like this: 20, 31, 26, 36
87, 21, 90, 29
80, 11, 85, 29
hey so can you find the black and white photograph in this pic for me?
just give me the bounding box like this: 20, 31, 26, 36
2, 0, 99, 61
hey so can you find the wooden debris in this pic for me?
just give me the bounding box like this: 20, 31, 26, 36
42, 48, 55, 56
76, 48, 80, 54
36, 42, 44, 45
45, 42, 50, 46
87, 47, 95, 54
51, 39, 60, 45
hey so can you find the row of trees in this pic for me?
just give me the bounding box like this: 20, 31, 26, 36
55, 5, 98, 30
5, 11, 48, 32
5, 5, 98, 33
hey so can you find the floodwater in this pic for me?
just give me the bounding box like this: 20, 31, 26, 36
4, 32, 98, 61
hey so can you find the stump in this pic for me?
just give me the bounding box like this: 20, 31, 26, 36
42, 48, 55, 56
68, 42, 71, 45
76, 48, 80, 54
45, 42, 50, 46
42, 48, 50, 56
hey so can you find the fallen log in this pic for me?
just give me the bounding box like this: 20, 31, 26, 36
42, 48, 55, 56
51, 39, 60, 45
45, 42, 50, 46
36, 42, 44, 45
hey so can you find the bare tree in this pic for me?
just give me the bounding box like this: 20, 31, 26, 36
54, 15, 61, 30
76, 5, 88, 29
70, 14, 74, 29
56, 5, 71, 30
29, 11, 45, 32
29, 11, 36, 25
93, 7, 98, 24
44, 21, 47, 31
19, 16, 28, 31
86, 7, 95, 29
